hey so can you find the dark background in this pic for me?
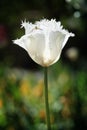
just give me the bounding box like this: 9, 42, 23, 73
0, 0, 87, 69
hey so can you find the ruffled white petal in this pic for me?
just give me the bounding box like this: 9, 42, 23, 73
13, 19, 75, 66
25, 33, 46, 66
21, 20, 36, 34
13, 35, 30, 52
62, 32, 74, 49
36, 19, 63, 33
48, 31, 66, 65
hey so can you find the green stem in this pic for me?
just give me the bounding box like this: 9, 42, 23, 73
44, 67, 51, 130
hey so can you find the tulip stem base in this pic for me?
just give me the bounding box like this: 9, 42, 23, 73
44, 67, 51, 130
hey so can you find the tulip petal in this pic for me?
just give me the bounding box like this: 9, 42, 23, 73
13, 19, 75, 66
62, 31, 75, 48
13, 35, 31, 52
21, 21, 36, 34
49, 31, 66, 65
27, 33, 46, 66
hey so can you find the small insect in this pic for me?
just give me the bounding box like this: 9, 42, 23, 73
35, 26, 39, 29
35, 26, 42, 30
30, 26, 42, 33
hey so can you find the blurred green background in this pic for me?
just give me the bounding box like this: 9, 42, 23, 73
0, 0, 87, 130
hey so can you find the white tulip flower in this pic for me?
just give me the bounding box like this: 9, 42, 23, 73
13, 19, 75, 66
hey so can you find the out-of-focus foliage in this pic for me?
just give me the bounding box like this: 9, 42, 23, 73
0, 62, 87, 130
